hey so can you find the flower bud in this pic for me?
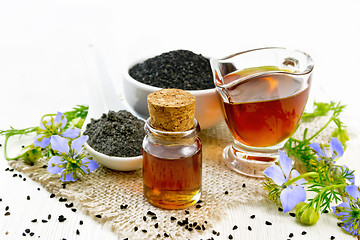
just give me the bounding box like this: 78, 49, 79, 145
21, 144, 42, 165
295, 203, 319, 225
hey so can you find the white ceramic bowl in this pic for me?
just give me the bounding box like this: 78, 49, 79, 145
84, 142, 142, 171
122, 59, 223, 130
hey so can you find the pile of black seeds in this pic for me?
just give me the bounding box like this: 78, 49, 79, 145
129, 50, 214, 90
84, 110, 145, 157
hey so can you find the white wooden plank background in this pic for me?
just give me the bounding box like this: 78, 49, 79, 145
1, 0, 360, 239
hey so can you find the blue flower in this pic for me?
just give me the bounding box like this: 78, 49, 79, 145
34, 112, 80, 148
264, 150, 306, 213
310, 137, 354, 183
47, 135, 99, 182
309, 137, 344, 164
332, 185, 360, 236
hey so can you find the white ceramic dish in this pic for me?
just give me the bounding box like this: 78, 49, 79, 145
81, 44, 142, 171
84, 142, 142, 171
122, 58, 224, 130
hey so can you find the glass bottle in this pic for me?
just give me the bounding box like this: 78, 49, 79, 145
142, 118, 202, 209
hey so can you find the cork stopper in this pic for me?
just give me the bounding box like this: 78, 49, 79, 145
147, 89, 196, 132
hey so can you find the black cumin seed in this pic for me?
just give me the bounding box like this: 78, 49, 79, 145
0, 198, 2, 201
265, 221, 272, 225
212, 230, 217, 235
62, 183, 66, 189
71, 208, 77, 212
289, 213, 296, 217
195, 225, 201, 230
188, 228, 193, 231
143, 216, 146, 221
79, 220, 83, 225
330, 236, 335, 240
58, 215, 66, 222
42, 220, 48, 223
289, 233, 294, 238
25, 229, 30, 233
5, 168, 9, 171
189, 223, 193, 227
65, 203, 73, 208
147, 211, 155, 216
50, 194, 55, 198
229, 234, 233, 239
48, 214, 51, 220
278, 207, 283, 212
157, 234, 161, 238
202, 225, 205, 231
142, 229, 147, 233
37, 188, 40, 191
248, 226, 252, 231
22, 233, 26, 236
31, 219, 37, 223
177, 221, 183, 226
242, 183, 246, 188
95, 214, 101, 218
164, 233, 169, 237
185, 225, 188, 230
170, 216, 176, 221
250, 215, 255, 219
13, 174, 18, 177
196, 204, 202, 208
151, 216, 157, 220
76, 229, 80, 235
324, 209, 329, 213
23, 178, 26, 181
30, 232, 34, 236
224, 191, 229, 195
233, 225, 238, 230
185, 210, 189, 214
217, 232, 220, 236
197, 200, 203, 203
42, 165, 47, 168
154, 223, 158, 228
5, 212, 10, 216
19, 174, 22, 178
22, 145, 25, 148
27, 196, 30, 200
5, 206, 9, 211
59, 197, 67, 202
193, 222, 197, 227
301, 231, 307, 235
134, 227, 138, 232
9, 168, 14, 171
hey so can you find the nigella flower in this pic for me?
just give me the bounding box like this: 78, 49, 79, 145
310, 137, 354, 183
264, 150, 306, 213
332, 185, 360, 236
34, 112, 80, 148
47, 135, 99, 182
309, 137, 344, 164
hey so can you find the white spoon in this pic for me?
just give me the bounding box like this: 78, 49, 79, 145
81, 43, 142, 171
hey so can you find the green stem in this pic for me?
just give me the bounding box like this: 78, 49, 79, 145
285, 172, 319, 186
307, 117, 333, 142
313, 183, 347, 212
3, 135, 21, 160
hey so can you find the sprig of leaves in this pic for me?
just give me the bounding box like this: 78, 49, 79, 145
0, 105, 88, 162
284, 101, 347, 172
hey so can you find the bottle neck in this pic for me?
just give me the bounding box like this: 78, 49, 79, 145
144, 118, 199, 145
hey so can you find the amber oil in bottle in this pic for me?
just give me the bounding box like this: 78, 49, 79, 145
142, 89, 202, 209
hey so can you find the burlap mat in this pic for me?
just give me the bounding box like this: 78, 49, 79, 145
9, 119, 334, 240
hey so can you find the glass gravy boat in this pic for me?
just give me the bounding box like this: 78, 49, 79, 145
210, 47, 314, 178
